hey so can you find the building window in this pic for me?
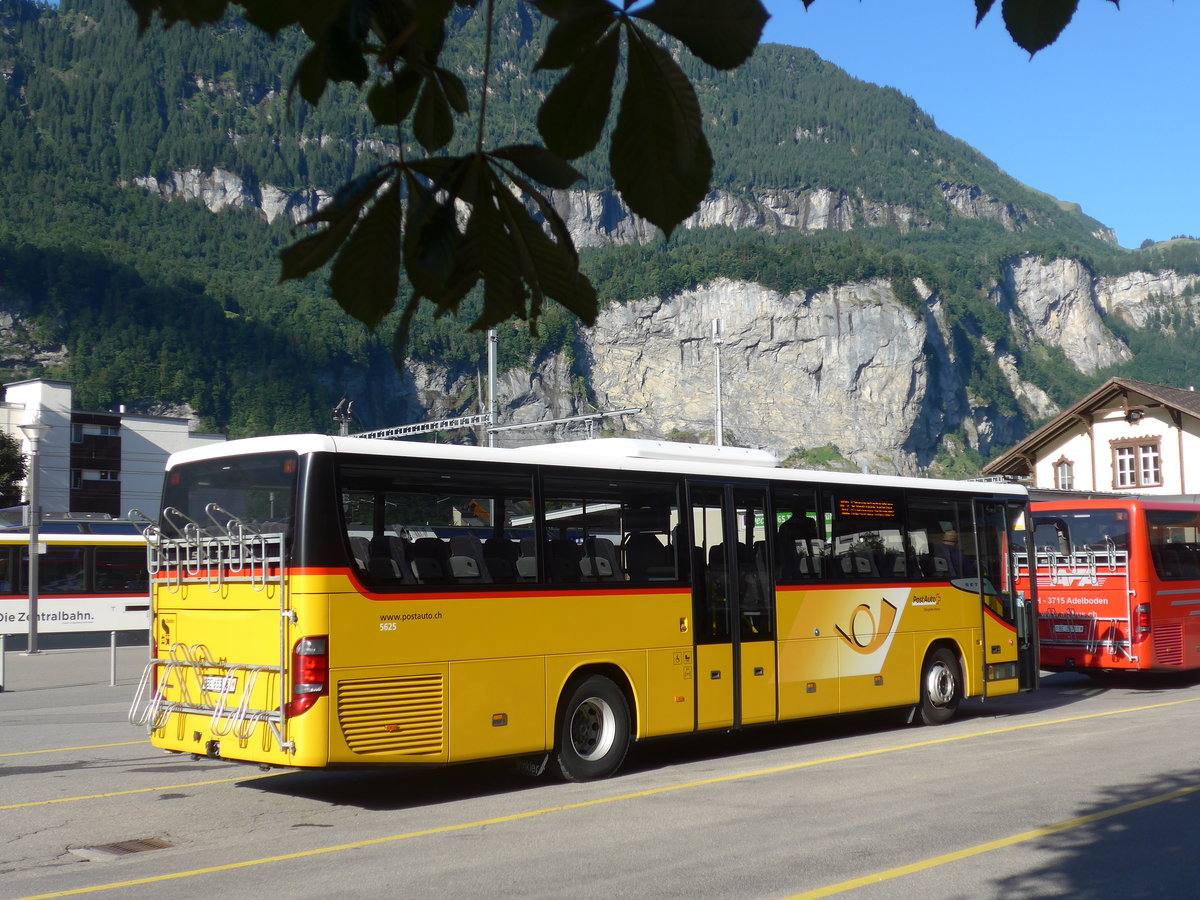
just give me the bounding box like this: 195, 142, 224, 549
99, 425, 120, 436
1055, 459, 1074, 491
71, 423, 84, 444
71, 469, 82, 489
1140, 444, 1161, 486
98, 471, 120, 481
1112, 441, 1163, 489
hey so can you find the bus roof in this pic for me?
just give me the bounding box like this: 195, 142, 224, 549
1033, 496, 1200, 511
165, 434, 1028, 498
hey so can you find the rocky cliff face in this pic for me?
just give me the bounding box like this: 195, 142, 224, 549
579, 278, 936, 472
0, 291, 68, 374
994, 256, 1132, 376
1098, 269, 1200, 330
462, 277, 1027, 474
994, 255, 1200, 376
131, 169, 1061, 245
130, 169, 330, 226
120, 171, 1196, 473
470, 254, 1198, 473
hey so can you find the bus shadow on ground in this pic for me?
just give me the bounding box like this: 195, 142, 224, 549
239, 670, 1200, 811
236, 698, 1045, 811
242, 710, 926, 811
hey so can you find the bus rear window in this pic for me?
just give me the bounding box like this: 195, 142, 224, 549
1031, 510, 1129, 555
161, 452, 298, 537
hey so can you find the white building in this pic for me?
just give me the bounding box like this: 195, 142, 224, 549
0, 379, 225, 519
982, 377, 1200, 494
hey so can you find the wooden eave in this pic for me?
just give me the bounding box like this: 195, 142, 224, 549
981, 377, 1200, 476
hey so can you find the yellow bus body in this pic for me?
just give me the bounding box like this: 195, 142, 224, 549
147, 572, 1022, 768
133, 435, 1035, 777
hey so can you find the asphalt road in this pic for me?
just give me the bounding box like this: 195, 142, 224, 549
3, 648, 1199, 899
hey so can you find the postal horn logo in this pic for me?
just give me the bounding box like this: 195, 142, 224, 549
835, 597, 899, 654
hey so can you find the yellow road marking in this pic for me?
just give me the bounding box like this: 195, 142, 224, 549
11, 693, 1200, 898
786, 781, 1200, 898
1, 775, 275, 811
0, 741, 146, 759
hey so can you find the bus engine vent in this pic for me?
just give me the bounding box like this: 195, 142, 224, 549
337, 674, 446, 757
1154, 623, 1184, 667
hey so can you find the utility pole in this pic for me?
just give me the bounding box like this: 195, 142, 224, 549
487, 328, 498, 447
332, 398, 354, 436
712, 318, 724, 448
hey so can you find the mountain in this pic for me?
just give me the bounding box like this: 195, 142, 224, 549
2, 0, 1199, 473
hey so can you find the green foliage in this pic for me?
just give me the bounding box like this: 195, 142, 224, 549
0, 431, 28, 507
0, 0, 1176, 456
926, 440, 987, 481
1113, 319, 1200, 390
123, 0, 766, 360
781, 445, 859, 472
665, 427, 700, 444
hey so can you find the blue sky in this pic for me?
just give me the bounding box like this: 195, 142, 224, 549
761, 1, 1196, 248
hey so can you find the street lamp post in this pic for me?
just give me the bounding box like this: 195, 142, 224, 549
19, 420, 50, 655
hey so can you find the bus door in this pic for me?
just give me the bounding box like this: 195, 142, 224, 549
688, 483, 777, 730
974, 500, 1039, 693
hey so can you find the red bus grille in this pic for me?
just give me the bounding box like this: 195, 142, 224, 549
1153, 624, 1184, 667
337, 673, 446, 756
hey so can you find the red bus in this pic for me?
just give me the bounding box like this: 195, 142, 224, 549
1020, 497, 1200, 673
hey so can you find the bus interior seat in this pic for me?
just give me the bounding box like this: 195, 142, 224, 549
839, 551, 879, 577
516, 538, 540, 581
449, 535, 491, 582
368, 556, 401, 579
582, 537, 623, 581
624, 531, 673, 580
929, 543, 955, 577
410, 538, 451, 583
483, 537, 520, 582
547, 538, 583, 581
348, 536, 371, 571
386, 537, 416, 584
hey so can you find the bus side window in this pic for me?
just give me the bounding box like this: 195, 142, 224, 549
907, 496, 974, 581
0, 547, 12, 592
24, 548, 85, 594
338, 465, 535, 590
826, 486, 907, 581
771, 485, 824, 583
94, 548, 149, 593
541, 475, 681, 585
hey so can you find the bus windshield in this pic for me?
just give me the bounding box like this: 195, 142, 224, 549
1031, 509, 1129, 554
160, 451, 298, 537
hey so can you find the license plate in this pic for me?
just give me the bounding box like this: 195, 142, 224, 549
1054, 624, 1085, 634
202, 675, 238, 693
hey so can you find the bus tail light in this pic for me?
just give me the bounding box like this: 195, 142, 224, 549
285, 636, 328, 718
1132, 603, 1151, 641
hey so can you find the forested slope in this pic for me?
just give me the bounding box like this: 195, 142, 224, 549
1, 0, 1198, 460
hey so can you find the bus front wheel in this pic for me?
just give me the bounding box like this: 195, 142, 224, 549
552, 675, 630, 782
918, 648, 961, 725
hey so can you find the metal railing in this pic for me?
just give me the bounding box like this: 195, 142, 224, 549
1016, 545, 1136, 662
129, 506, 293, 752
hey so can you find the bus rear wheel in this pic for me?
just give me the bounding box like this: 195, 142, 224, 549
918, 648, 961, 725
552, 675, 630, 782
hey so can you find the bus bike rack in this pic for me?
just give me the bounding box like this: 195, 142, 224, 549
129, 522, 296, 753
1016, 545, 1138, 662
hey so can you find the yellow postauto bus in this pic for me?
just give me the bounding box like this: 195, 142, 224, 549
130, 436, 1037, 780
